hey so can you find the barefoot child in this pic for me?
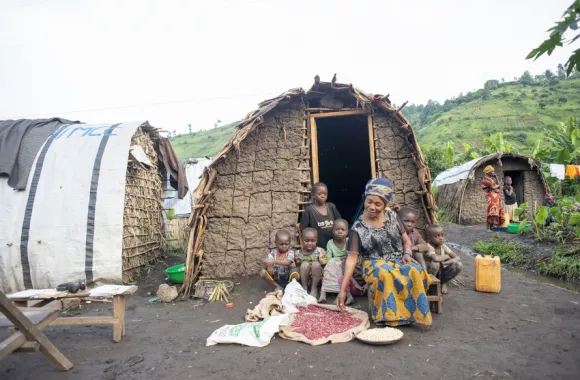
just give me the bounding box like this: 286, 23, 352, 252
260, 230, 300, 290
425, 225, 463, 294
503, 176, 518, 222
319, 219, 360, 303
398, 208, 435, 271
299, 182, 342, 248
295, 228, 327, 299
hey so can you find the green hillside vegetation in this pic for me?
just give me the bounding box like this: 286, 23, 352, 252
406, 76, 580, 148
170, 121, 239, 159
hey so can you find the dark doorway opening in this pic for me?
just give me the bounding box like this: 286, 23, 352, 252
504, 171, 524, 205
316, 115, 371, 222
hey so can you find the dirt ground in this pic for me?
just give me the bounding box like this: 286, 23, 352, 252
2, 225, 580, 380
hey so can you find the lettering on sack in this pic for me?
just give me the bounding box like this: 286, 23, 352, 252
53, 125, 118, 140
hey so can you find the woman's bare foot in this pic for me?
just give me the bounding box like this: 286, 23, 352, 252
442, 283, 448, 294
318, 291, 327, 303
345, 292, 354, 305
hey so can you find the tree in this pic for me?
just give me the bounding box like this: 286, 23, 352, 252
484, 79, 499, 90
558, 63, 567, 79
527, 0, 580, 77
534, 74, 546, 82
188, 124, 192, 134
519, 70, 534, 85
545, 69, 555, 79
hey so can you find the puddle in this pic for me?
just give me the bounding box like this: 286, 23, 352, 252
447, 242, 580, 294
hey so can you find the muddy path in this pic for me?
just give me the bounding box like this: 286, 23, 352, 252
2, 244, 580, 380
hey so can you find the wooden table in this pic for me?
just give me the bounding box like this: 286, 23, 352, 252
9, 286, 137, 343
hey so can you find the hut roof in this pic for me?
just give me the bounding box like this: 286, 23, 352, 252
433, 152, 546, 187
210, 78, 414, 170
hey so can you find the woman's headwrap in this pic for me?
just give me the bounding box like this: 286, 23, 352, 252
364, 178, 393, 203
483, 165, 495, 174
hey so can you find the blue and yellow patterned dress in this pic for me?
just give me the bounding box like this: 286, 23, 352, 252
348, 210, 432, 326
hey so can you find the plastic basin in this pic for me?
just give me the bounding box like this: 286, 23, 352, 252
166, 264, 185, 284
508, 223, 529, 234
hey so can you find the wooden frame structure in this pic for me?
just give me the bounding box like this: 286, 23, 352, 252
0, 290, 73, 371
309, 109, 376, 183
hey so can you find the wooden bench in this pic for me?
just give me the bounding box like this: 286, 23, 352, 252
0, 291, 73, 371
9, 285, 137, 343
427, 275, 443, 314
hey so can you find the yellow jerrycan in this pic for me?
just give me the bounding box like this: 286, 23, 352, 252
474, 255, 501, 293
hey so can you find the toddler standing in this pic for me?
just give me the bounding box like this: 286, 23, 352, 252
295, 228, 327, 299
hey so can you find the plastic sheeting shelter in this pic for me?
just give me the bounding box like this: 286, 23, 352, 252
434, 153, 549, 225
0, 121, 165, 293
163, 158, 212, 218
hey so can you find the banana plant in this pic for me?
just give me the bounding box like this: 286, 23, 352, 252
484, 132, 513, 153
544, 118, 580, 164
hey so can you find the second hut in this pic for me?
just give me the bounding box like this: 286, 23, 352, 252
434, 152, 549, 225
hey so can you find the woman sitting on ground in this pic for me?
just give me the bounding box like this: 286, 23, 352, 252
336, 178, 433, 327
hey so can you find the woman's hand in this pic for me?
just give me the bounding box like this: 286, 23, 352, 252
402, 253, 418, 265
336, 289, 347, 312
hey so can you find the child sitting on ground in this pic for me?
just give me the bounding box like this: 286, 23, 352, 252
260, 230, 300, 291
295, 228, 327, 299
319, 219, 364, 303
425, 224, 463, 294
398, 208, 435, 272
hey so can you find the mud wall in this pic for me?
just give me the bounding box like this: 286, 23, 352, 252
373, 115, 429, 229
523, 170, 546, 210
201, 102, 306, 277
458, 158, 546, 225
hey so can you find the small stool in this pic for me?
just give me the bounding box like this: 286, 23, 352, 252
427, 275, 443, 314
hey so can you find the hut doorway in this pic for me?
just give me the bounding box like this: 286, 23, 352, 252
311, 112, 374, 221
504, 170, 524, 204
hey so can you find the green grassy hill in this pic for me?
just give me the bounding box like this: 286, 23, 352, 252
169, 121, 239, 159
414, 78, 580, 148
169, 79, 580, 159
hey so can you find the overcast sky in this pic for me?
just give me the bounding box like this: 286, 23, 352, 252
0, 0, 576, 134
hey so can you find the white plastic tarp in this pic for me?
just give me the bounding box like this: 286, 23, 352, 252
162, 158, 212, 217
0, 121, 146, 293
433, 157, 480, 187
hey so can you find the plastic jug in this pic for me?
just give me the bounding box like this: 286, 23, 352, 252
474, 255, 501, 293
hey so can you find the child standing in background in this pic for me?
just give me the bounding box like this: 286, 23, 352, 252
503, 176, 518, 222
299, 182, 342, 248
295, 228, 327, 299
260, 230, 300, 290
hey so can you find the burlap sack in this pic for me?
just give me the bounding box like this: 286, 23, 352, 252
278, 304, 369, 346
321, 260, 342, 293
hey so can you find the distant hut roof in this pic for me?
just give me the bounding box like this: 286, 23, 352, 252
433, 152, 548, 187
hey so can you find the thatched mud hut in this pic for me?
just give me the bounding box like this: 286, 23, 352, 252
434, 153, 549, 225
182, 76, 438, 295
0, 121, 171, 293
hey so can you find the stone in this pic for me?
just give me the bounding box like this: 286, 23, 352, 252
60, 298, 81, 310
157, 284, 178, 303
